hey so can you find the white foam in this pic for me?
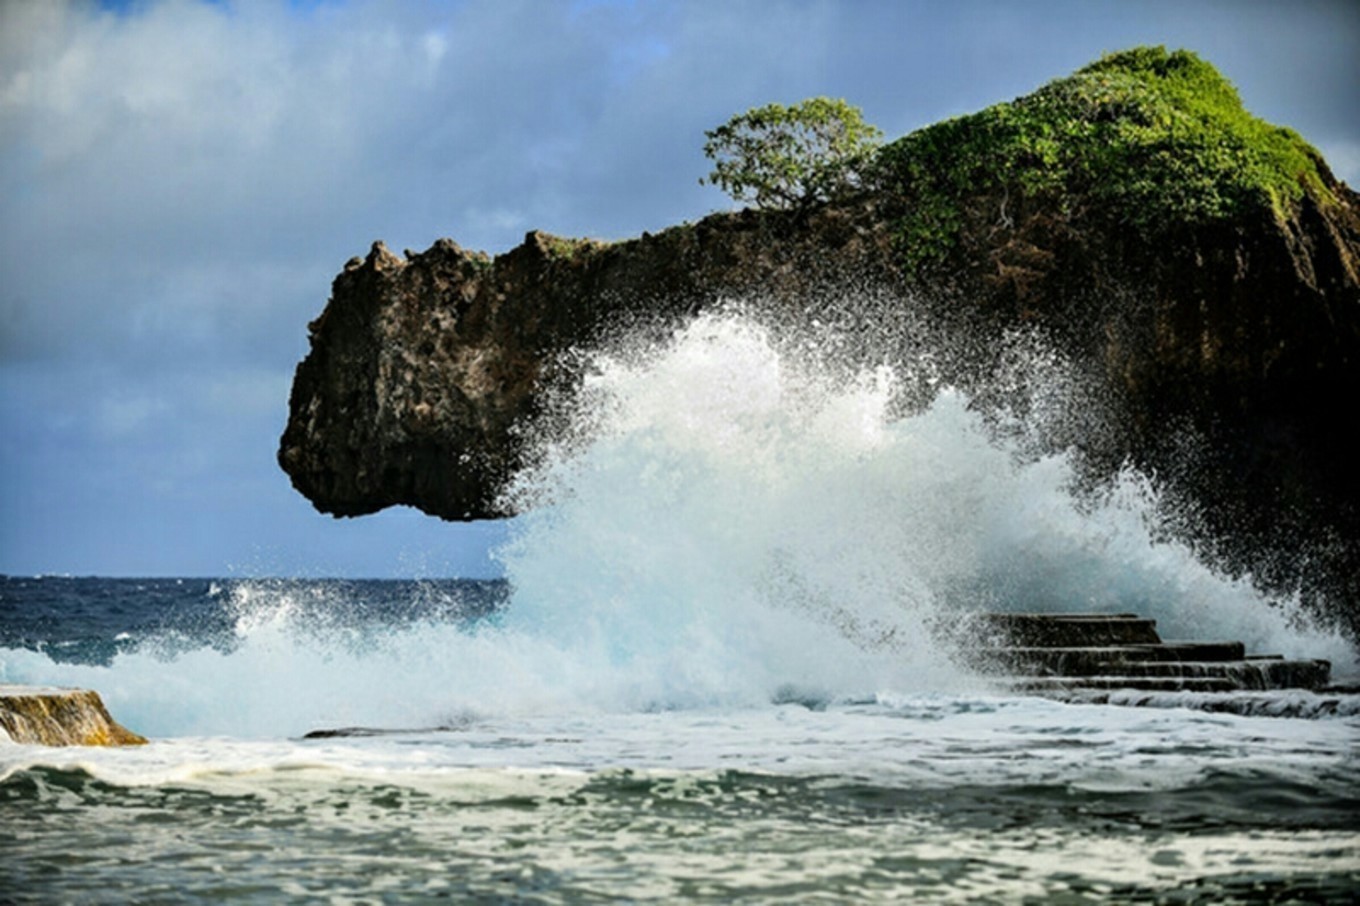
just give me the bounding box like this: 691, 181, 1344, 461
499, 309, 1355, 682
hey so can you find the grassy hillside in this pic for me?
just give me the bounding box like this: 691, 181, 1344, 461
874, 46, 1337, 270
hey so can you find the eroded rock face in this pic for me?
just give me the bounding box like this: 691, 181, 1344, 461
279, 51, 1360, 630
280, 186, 1360, 531
278, 205, 896, 520
901, 169, 1360, 615
0, 686, 147, 747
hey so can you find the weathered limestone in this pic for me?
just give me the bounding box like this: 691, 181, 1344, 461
0, 685, 147, 747
279, 212, 894, 522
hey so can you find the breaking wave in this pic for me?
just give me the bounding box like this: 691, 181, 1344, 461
3, 304, 1354, 738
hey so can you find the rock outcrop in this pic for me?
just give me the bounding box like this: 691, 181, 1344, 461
280, 48, 1360, 630
278, 206, 896, 521
0, 686, 147, 747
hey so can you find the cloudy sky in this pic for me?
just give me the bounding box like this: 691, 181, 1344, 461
2, 0, 1357, 578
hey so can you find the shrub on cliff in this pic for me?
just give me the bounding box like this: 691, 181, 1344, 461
873, 46, 1337, 270
701, 97, 883, 210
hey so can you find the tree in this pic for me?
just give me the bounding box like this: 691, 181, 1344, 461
701, 97, 883, 210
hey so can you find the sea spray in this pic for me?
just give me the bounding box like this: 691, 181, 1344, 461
497, 305, 1356, 684
4, 308, 1360, 904
497, 311, 972, 701
2, 307, 1354, 740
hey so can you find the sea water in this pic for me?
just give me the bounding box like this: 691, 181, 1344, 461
2, 311, 1358, 902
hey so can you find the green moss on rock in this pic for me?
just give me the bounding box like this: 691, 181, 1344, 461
875, 46, 1337, 270
539, 233, 605, 260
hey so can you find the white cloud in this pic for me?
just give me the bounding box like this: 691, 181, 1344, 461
0, 0, 717, 364
97, 390, 170, 438
421, 28, 448, 73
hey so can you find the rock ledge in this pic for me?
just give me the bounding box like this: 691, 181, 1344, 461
0, 685, 147, 747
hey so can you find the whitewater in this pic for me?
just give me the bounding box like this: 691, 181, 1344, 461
2, 310, 1358, 902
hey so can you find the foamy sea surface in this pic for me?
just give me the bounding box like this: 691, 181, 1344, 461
4, 313, 1358, 902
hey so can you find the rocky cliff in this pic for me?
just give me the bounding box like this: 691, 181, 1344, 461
280, 48, 1360, 627
278, 202, 898, 520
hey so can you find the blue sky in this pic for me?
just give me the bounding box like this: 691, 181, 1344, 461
2, 0, 1357, 578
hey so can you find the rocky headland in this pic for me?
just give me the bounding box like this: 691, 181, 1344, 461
279, 48, 1360, 633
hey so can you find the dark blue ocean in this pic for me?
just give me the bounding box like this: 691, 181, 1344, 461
4, 315, 1359, 901
0, 576, 507, 669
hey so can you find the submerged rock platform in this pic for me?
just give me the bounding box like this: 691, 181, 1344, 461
0, 685, 147, 747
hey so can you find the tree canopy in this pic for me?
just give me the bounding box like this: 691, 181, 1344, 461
701, 97, 883, 210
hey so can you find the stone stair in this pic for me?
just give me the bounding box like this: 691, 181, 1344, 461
955, 613, 1333, 694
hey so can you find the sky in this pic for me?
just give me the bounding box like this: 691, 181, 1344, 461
1, 0, 1357, 578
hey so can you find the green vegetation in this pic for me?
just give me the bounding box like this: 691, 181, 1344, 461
702, 97, 883, 210
872, 46, 1336, 270
537, 233, 605, 262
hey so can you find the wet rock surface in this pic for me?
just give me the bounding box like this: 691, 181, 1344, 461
0, 686, 147, 747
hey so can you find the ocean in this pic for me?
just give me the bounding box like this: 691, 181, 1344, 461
3, 312, 1359, 902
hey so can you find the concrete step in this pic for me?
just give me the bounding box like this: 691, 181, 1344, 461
959, 613, 1332, 695
969, 642, 1249, 674
1013, 676, 1242, 693
963, 613, 1163, 647
1002, 658, 1332, 692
